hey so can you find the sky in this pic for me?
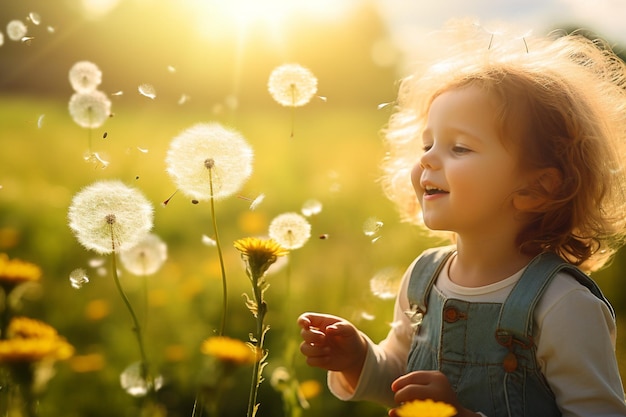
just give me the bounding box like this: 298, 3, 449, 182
373, 0, 626, 56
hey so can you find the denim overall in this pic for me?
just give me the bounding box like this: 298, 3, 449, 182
406, 246, 614, 417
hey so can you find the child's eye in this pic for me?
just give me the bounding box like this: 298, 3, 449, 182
452, 145, 471, 155
422, 144, 433, 152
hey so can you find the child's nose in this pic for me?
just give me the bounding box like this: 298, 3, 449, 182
419, 148, 437, 170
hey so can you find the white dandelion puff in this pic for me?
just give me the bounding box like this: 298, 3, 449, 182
268, 63, 318, 107
69, 90, 111, 129
69, 61, 102, 93
268, 212, 311, 250
68, 180, 154, 254
165, 122, 253, 202
138, 83, 156, 99
120, 233, 167, 276
370, 267, 402, 300
6, 20, 27, 41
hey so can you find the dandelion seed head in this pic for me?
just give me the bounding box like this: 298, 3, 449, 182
120, 233, 167, 276
120, 361, 163, 397
165, 123, 254, 201
138, 83, 156, 99
68, 180, 154, 254
370, 267, 402, 300
268, 63, 318, 107
69, 61, 102, 92
268, 212, 311, 250
301, 199, 323, 217
69, 268, 90, 289
69, 90, 112, 129
7, 20, 27, 41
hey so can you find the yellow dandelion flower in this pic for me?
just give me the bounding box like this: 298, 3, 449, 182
396, 399, 457, 417
234, 237, 289, 278
299, 379, 322, 400
0, 317, 74, 363
0, 253, 42, 287
201, 336, 259, 365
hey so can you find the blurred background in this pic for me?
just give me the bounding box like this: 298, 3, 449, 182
1, 0, 625, 416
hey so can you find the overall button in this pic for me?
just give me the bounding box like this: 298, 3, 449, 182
443, 306, 462, 323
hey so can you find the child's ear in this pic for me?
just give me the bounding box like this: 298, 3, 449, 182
513, 168, 562, 212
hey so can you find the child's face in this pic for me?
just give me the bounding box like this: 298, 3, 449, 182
411, 86, 528, 237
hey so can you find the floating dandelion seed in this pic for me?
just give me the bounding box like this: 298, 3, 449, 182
138, 83, 156, 99
269, 212, 311, 250
167, 65, 176, 73
177, 94, 190, 105
249, 193, 265, 210
112, 90, 124, 96
201, 234, 217, 247
301, 199, 322, 217
84, 151, 110, 169
46, 26, 55, 33
69, 268, 90, 289
0, 32, 4, 47
69, 61, 102, 93
165, 123, 253, 201
37, 114, 45, 128
6, 20, 27, 41
370, 267, 402, 300
268, 63, 318, 107
120, 233, 167, 276
28, 12, 41, 25
363, 216, 383, 237
69, 90, 111, 129
68, 180, 154, 254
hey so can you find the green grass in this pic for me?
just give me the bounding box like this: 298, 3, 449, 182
1, 95, 625, 416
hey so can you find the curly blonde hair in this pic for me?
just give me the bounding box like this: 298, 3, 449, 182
380, 20, 626, 272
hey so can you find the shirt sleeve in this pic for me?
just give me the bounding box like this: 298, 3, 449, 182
327, 259, 417, 407
535, 275, 626, 417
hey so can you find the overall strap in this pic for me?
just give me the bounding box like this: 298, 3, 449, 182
497, 252, 615, 346
407, 246, 456, 314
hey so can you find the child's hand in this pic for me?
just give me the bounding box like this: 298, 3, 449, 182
297, 312, 367, 388
389, 371, 479, 417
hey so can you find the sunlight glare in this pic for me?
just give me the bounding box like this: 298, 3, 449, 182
184, 0, 357, 39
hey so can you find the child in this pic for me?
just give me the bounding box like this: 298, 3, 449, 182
298, 19, 626, 417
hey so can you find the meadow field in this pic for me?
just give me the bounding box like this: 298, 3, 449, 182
1, 92, 625, 417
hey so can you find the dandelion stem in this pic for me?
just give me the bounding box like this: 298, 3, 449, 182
247, 278, 268, 417
110, 252, 153, 393
208, 169, 228, 337
290, 84, 296, 138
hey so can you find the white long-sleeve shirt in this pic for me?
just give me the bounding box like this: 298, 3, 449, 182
328, 253, 626, 416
